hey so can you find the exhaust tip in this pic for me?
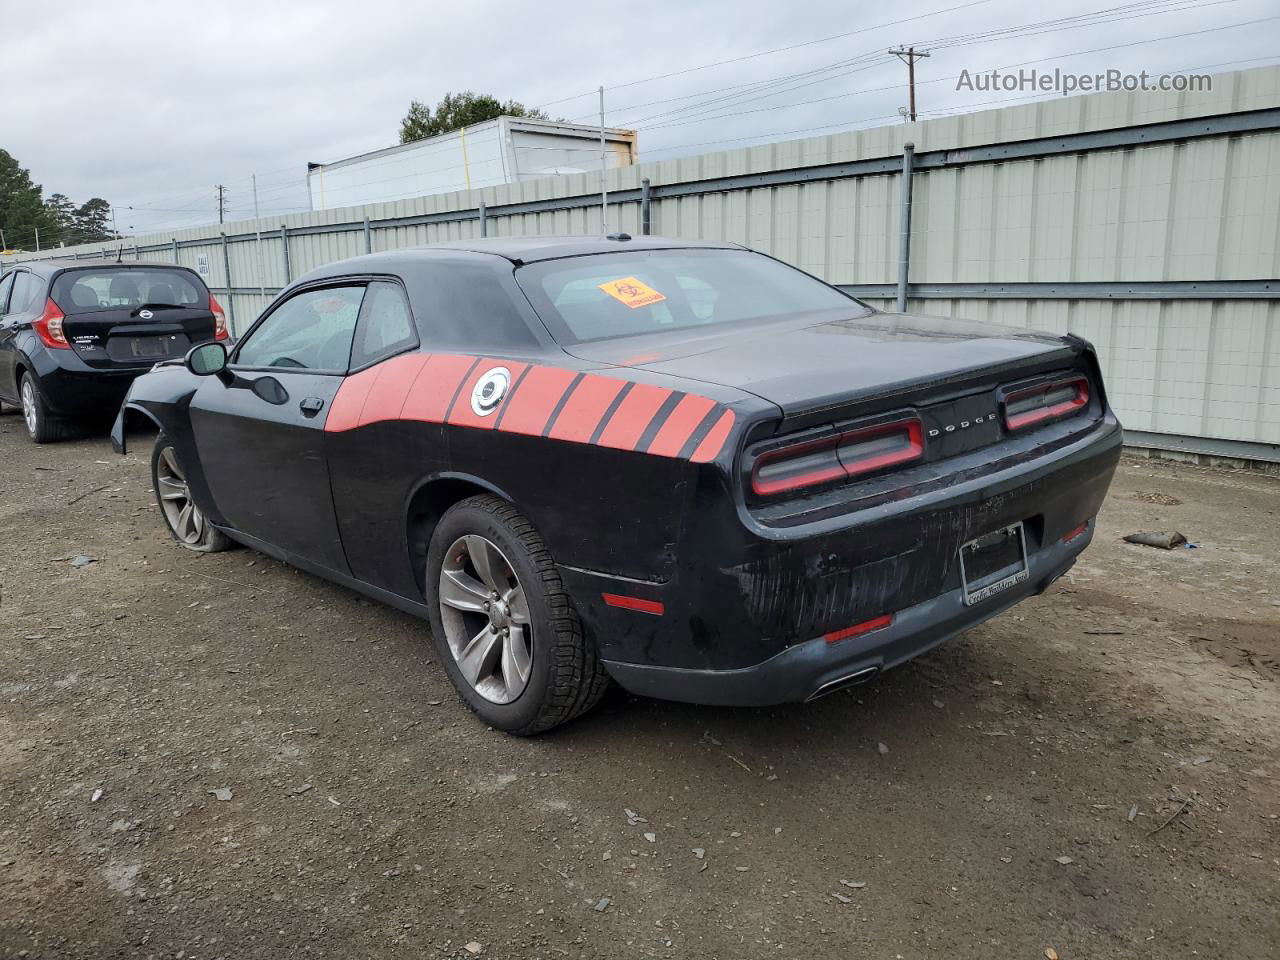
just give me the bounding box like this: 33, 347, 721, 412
806, 666, 880, 701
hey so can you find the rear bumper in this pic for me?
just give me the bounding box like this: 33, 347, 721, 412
28, 349, 146, 418
601, 525, 1086, 706
563, 414, 1122, 706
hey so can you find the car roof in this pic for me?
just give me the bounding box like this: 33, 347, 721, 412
418, 235, 741, 264
15, 258, 196, 277
294, 235, 747, 285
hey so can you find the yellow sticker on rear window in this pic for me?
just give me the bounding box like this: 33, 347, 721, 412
598, 276, 667, 309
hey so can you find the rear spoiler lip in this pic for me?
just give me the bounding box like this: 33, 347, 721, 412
773, 341, 1081, 435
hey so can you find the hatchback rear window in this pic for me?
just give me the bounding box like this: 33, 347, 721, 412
51, 268, 207, 315
514, 248, 861, 344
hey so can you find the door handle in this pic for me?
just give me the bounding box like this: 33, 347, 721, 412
299, 397, 325, 416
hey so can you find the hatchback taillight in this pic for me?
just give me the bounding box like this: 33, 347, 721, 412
1002, 376, 1089, 432
210, 294, 228, 340
34, 298, 70, 349
751, 416, 924, 497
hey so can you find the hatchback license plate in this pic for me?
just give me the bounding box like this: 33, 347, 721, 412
130, 336, 169, 357
959, 522, 1029, 606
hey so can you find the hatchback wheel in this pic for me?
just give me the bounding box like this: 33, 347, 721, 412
425, 495, 609, 735
20, 373, 70, 444
151, 433, 232, 552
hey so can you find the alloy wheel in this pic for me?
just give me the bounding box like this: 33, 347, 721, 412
438, 534, 533, 704
20, 379, 37, 437
155, 445, 205, 544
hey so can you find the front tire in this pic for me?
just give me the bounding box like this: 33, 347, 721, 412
20, 373, 71, 444
425, 495, 609, 735
151, 433, 232, 553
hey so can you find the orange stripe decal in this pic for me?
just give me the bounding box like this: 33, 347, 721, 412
358, 352, 432, 427
547, 374, 627, 444
497, 365, 579, 437
325, 365, 379, 433
327, 353, 737, 463
646, 393, 717, 458
690, 409, 736, 463
401, 353, 478, 424
595, 383, 673, 452
447, 359, 531, 431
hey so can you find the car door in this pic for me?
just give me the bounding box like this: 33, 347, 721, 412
325, 280, 425, 589
0, 272, 17, 401
188, 282, 365, 573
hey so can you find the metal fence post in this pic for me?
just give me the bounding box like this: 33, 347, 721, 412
478, 202, 487, 237
641, 178, 651, 235
895, 142, 915, 313
220, 232, 236, 332
280, 225, 292, 284
363, 216, 372, 254
171, 238, 179, 264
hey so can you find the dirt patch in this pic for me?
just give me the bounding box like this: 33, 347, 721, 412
1, 419, 1278, 959
1182, 617, 1280, 680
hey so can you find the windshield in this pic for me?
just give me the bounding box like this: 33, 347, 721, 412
51, 268, 207, 315
515, 248, 864, 344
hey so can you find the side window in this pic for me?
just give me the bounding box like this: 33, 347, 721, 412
234, 285, 365, 372
0, 273, 14, 314
9, 272, 42, 314
350, 281, 418, 369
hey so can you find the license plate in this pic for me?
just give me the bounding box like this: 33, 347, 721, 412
130, 336, 169, 357
959, 521, 1029, 606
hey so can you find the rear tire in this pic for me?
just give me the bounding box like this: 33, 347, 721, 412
425, 495, 610, 735
20, 373, 72, 444
151, 433, 233, 553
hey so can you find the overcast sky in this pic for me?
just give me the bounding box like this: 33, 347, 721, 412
4, 0, 1275, 237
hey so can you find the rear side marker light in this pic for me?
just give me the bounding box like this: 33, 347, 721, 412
210, 294, 229, 341
1061, 520, 1090, 543
34, 298, 70, 349
824, 614, 894, 645
1003, 376, 1089, 432
602, 593, 664, 616
752, 417, 924, 497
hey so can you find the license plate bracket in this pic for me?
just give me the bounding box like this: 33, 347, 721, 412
959, 521, 1029, 606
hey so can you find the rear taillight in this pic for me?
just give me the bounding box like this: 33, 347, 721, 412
751, 416, 924, 497
210, 294, 228, 340
1002, 376, 1089, 432
34, 298, 70, 349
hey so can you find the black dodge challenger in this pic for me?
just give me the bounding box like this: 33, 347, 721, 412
113, 235, 1122, 734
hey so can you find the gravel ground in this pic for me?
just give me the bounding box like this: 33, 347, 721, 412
1, 416, 1278, 960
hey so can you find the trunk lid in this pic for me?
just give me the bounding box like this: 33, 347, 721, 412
51, 266, 217, 369
567, 311, 1079, 428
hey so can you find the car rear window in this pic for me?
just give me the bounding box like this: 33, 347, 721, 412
514, 248, 861, 344
51, 268, 207, 315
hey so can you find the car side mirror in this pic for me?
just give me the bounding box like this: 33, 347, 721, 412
186, 341, 228, 377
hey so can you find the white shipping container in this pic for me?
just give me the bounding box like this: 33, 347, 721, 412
307, 116, 636, 211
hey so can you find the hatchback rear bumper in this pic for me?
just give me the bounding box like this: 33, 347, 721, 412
600, 526, 1086, 705
37, 364, 142, 418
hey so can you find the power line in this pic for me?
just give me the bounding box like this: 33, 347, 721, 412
638, 9, 1277, 134
627, 0, 1243, 131
535, 0, 999, 110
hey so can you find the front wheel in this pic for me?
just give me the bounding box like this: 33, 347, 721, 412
151, 433, 233, 552
425, 495, 609, 735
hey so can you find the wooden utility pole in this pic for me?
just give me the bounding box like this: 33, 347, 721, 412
888, 47, 930, 122
216, 184, 227, 224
